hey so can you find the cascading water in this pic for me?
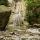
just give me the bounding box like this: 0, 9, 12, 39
13, 12, 24, 29
13, 1, 24, 29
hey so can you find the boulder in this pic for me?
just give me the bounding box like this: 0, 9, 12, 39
0, 5, 11, 30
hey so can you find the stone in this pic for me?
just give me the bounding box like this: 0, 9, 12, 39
0, 5, 11, 30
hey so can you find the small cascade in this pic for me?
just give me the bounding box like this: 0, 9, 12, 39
11, 0, 25, 30
7, 0, 26, 31
13, 11, 24, 29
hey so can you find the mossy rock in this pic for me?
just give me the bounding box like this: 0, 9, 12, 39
0, 5, 11, 30
0, 5, 10, 12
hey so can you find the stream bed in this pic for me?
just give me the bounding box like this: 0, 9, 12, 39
0, 28, 40, 40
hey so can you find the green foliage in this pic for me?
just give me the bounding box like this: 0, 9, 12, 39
25, 0, 40, 25
26, 0, 40, 10
0, 0, 8, 6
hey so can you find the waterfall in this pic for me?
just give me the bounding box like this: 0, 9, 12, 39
12, 0, 25, 29
13, 11, 24, 29
7, 0, 26, 31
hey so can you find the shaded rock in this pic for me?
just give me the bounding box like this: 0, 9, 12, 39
0, 5, 11, 31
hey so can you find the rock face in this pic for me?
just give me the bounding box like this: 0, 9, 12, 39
0, 5, 11, 30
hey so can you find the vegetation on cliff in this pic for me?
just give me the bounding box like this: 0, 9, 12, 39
25, 0, 40, 25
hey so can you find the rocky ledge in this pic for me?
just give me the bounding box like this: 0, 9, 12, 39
0, 5, 11, 30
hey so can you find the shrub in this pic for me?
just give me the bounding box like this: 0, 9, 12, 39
25, 0, 40, 25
